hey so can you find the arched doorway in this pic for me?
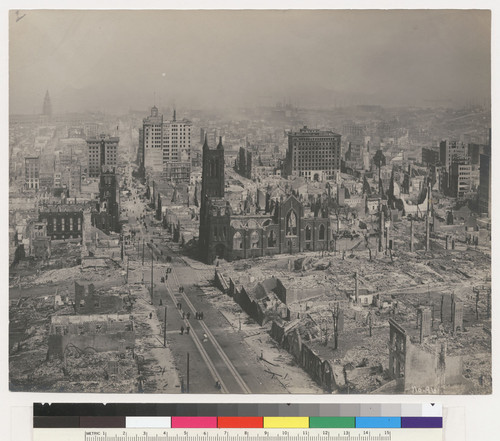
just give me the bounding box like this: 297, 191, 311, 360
215, 243, 226, 259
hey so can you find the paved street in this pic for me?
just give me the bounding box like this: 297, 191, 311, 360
123, 177, 286, 394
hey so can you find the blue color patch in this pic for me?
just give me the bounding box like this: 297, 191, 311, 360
355, 417, 401, 428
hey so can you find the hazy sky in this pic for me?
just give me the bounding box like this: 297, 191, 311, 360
9, 10, 491, 114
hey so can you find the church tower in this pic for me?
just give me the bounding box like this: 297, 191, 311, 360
42, 90, 52, 118
199, 136, 229, 262
201, 135, 225, 200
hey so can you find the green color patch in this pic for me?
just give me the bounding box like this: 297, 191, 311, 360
309, 417, 356, 428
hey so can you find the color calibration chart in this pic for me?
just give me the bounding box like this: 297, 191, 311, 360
33, 403, 443, 441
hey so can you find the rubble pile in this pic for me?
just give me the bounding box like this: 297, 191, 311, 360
215, 234, 491, 393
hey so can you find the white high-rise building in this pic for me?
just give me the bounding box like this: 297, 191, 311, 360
143, 106, 164, 172
142, 106, 192, 182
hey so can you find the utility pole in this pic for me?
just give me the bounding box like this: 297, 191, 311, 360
142, 239, 145, 265
410, 219, 414, 252
150, 245, 154, 302
379, 204, 384, 253
355, 271, 359, 303
164, 306, 167, 347
126, 257, 129, 284
431, 302, 435, 328
425, 183, 431, 251
187, 352, 190, 393
440, 294, 444, 323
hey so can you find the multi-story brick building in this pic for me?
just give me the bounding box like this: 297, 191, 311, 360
235, 146, 253, 179
449, 160, 473, 198
478, 129, 491, 216
38, 204, 84, 240
24, 156, 40, 190
86, 134, 119, 178
439, 139, 467, 169
421, 147, 440, 166
284, 126, 341, 181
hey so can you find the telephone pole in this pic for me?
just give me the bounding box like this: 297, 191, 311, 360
150, 245, 154, 302
186, 352, 190, 393
164, 307, 167, 347
126, 256, 129, 284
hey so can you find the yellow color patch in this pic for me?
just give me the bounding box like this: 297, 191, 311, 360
263, 417, 309, 428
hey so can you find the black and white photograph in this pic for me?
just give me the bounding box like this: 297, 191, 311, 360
8, 9, 491, 394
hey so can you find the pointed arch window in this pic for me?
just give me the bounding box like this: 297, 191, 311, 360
319, 224, 325, 240
286, 210, 298, 236
305, 225, 312, 241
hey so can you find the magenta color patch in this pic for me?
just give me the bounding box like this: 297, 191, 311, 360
171, 417, 218, 428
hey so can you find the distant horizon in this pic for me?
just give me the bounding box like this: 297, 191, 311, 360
9, 100, 492, 117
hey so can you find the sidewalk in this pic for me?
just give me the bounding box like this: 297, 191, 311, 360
128, 264, 180, 393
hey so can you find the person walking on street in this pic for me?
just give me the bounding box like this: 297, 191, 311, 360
182, 312, 186, 319
180, 326, 184, 335
186, 312, 190, 320
200, 311, 204, 320
186, 325, 190, 335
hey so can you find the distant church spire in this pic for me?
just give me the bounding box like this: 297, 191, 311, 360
42, 90, 52, 117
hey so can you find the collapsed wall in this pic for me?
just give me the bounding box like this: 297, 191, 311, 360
48, 314, 135, 359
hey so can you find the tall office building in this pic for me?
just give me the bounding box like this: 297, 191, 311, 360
142, 106, 192, 182
142, 106, 164, 172
439, 139, 468, 169
449, 160, 473, 198
422, 147, 441, 167
200, 128, 208, 144
440, 139, 472, 198
478, 129, 491, 216
25, 157, 40, 190
86, 134, 120, 178
284, 126, 342, 181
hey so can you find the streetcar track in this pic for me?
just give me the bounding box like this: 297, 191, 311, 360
166, 269, 252, 394
163, 279, 229, 394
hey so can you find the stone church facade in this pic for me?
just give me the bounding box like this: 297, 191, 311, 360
199, 137, 331, 264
